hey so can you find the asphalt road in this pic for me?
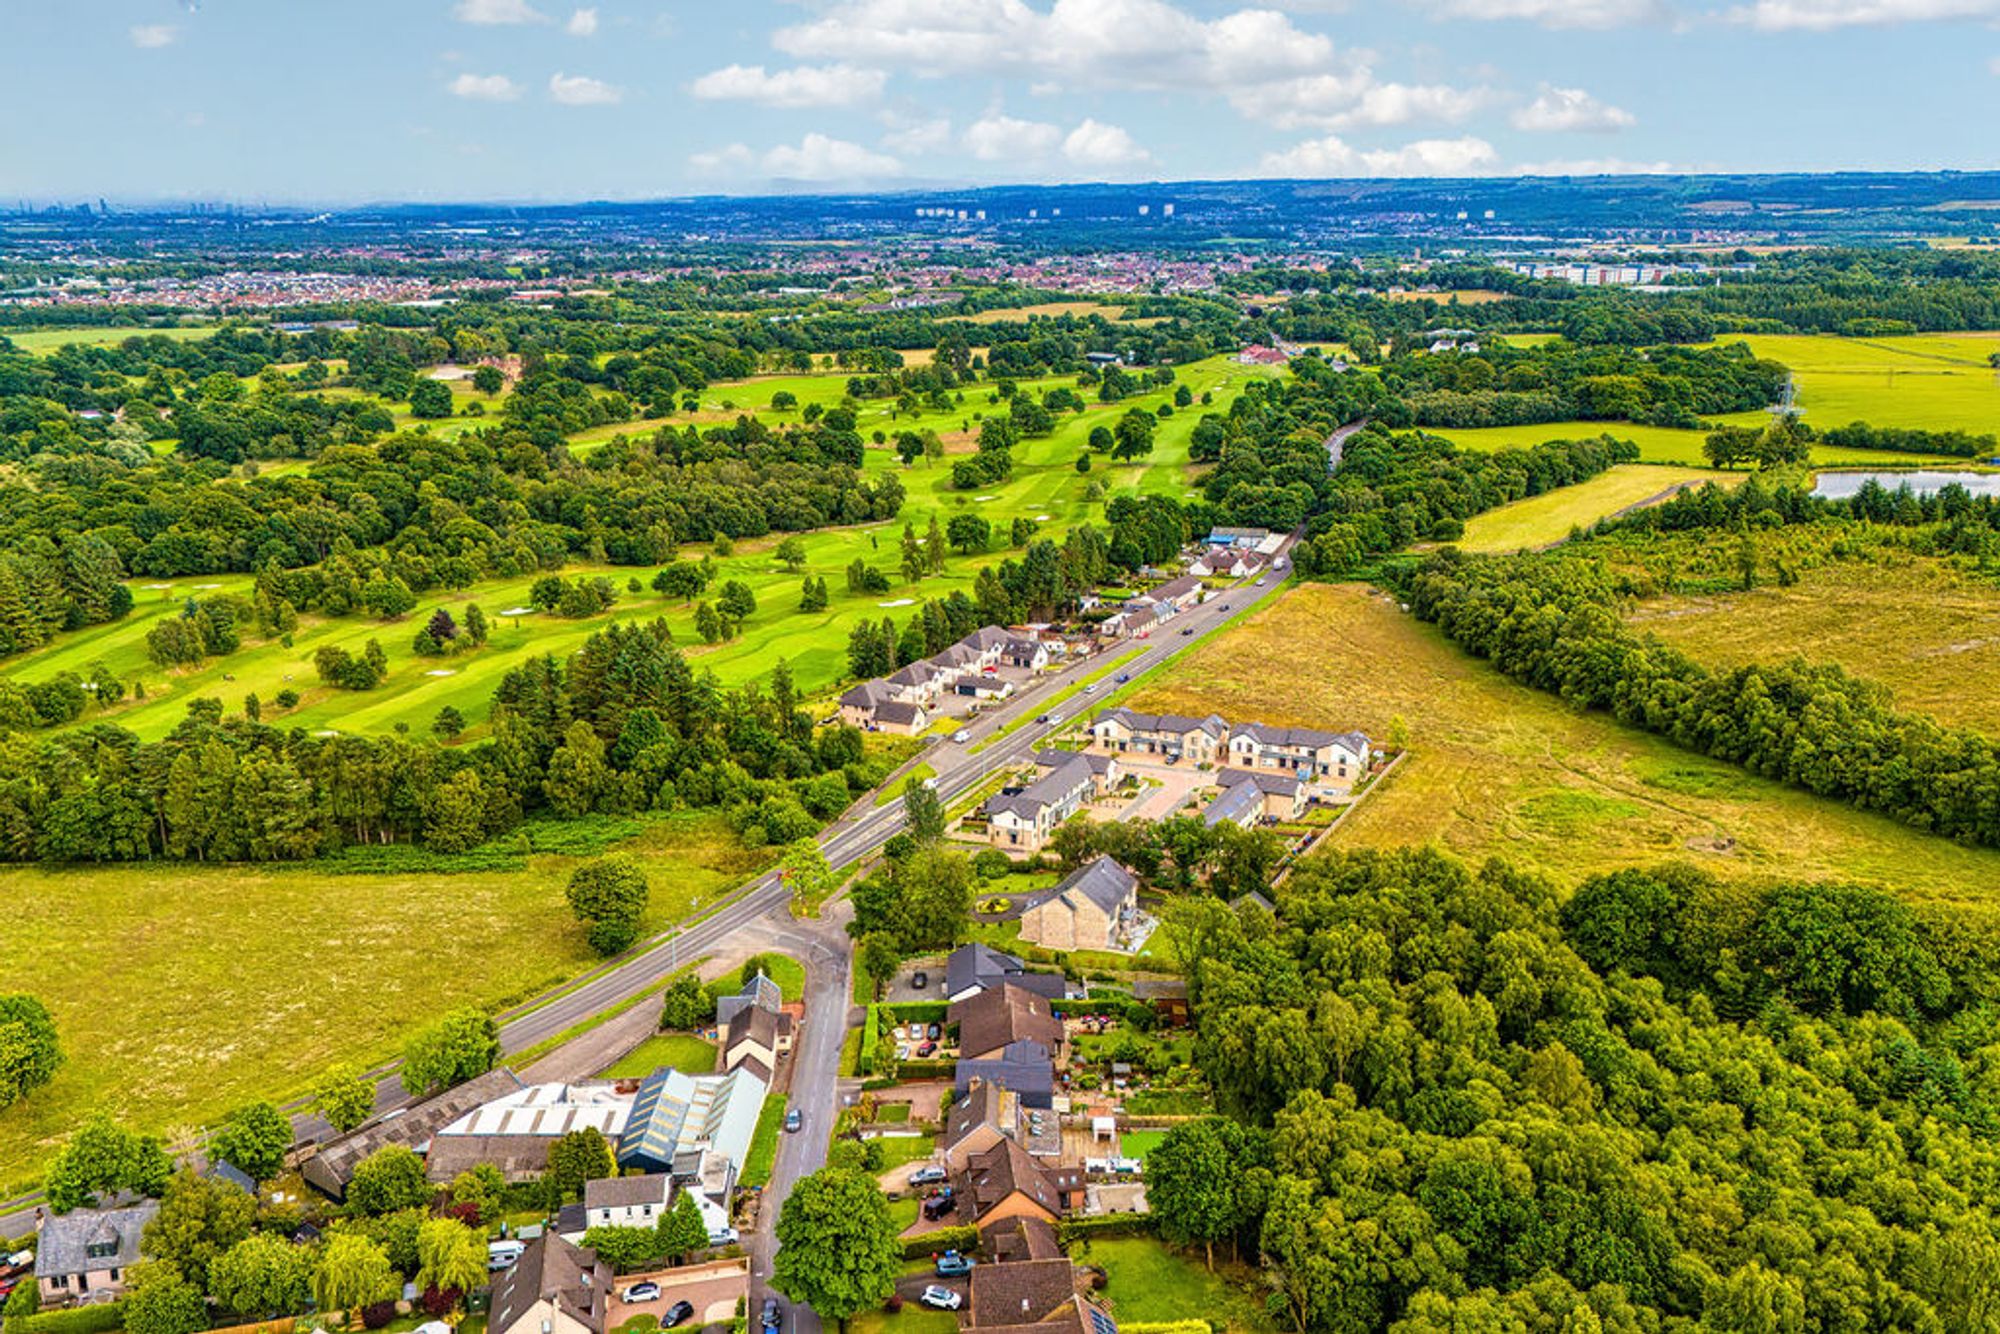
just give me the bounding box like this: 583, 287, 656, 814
0, 543, 1298, 1253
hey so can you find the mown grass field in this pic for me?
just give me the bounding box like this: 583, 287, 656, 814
953, 301, 1132, 324
0, 812, 769, 1195
1427, 415, 1972, 468
3, 324, 224, 352
1126, 583, 2000, 908
1626, 556, 2000, 736
3, 355, 1278, 738
1714, 332, 2000, 435
600, 1034, 717, 1078
1454, 464, 1744, 552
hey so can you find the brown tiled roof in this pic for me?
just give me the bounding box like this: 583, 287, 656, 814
944, 1080, 1012, 1153
980, 1215, 1064, 1264
951, 983, 1063, 1060
967, 1258, 1083, 1328
954, 1139, 1078, 1223
489, 1233, 609, 1334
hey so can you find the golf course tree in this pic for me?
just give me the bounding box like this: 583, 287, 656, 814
772, 1166, 903, 1332
401, 1007, 500, 1096
565, 854, 653, 955
0, 992, 61, 1111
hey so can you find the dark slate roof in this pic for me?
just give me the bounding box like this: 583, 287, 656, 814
35, 1202, 157, 1279
943, 1080, 1012, 1153
840, 680, 893, 709
875, 700, 926, 726
955, 1040, 1058, 1105
1149, 575, 1204, 603
1035, 749, 1113, 777
980, 1216, 1065, 1265
714, 971, 783, 1027
1214, 767, 1302, 796
489, 1233, 609, 1334
1203, 780, 1264, 828
1020, 856, 1136, 919
302, 1067, 524, 1198
983, 754, 1095, 822
951, 984, 1064, 1059
583, 1173, 671, 1210
958, 626, 1015, 653
725, 1004, 781, 1057
967, 1258, 1082, 1328
945, 944, 1066, 1000
1089, 707, 1226, 739
1233, 721, 1368, 752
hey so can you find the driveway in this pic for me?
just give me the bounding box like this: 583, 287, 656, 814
1113, 765, 1206, 824
606, 1258, 750, 1330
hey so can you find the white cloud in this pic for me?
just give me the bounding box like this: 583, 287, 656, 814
449, 72, 524, 101
690, 64, 887, 109
1062, 119, 1152, 169
129, 24, 177, 48
881, 117, 954, 155
1729, 0, 2000, 26
1328, 82, 1491, 129
454, 0, 546, 23
1512, 157, 1693, 174
566, 7, 598, 35
689, 143, 756, 173
775, 0, 1338, 98
548, 72, 622, 105
1511, 85, 1635, 132
962, 114, 1063, 162
1424, 0, 1666, 27
1256, 133, 1500, 177
762, 133, 903, 180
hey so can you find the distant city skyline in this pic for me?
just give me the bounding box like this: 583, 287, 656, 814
1, 0, 1996, 203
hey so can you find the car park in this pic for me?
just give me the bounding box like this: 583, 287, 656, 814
920, 1285, 963, 1311
622, 1282, 662, 1303
935, 1251, 976, 1277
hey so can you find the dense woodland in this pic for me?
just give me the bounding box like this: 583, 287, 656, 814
1154, 846, 2000, 1330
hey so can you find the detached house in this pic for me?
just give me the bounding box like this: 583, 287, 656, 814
35, 1202, 157, 1307
1088, 708, 1228, 765
1227, 723, 1371, 783
983, 754, 1103, 854
952, 983, 1065, 1062
944, 943, 1066, 1003
488, 1234, 609, 1334
952, 1139, 1086, 1228
1016, 856, 1138, 952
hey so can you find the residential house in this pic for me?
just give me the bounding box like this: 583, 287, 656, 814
1097, 604, 1157, 639
954, 1139, 1086, 1229
1015, 856, 1138, 953
721, 1004, 793, 1081
34, 1202, 157, 1307
1203, 769, 1307, 829
944, 943, 1066, 1004
966, 1259, 1117, 1334
1188, 547, 1268, 580
617, 1066, 768, 1202
303, 1066, 526, 1200
424, 1081, 637, 1183
983, 754, 1100, 854
943, 1081, 1021, 1170
871, 700, 930, 735
1032, 749, 1120, 795
1001, 638, 1051, 671
581, 1174, 672, 1231
488, 1234, 609, 1334
1226, 723, 1371, 783
714, 971, 783, 1029
951, 983, 1065, 1062
1087, 708, 1228, 764
979, 1216, 1065, 1265
956, 1040, 1059, 1111
1147, 575, 1205, 614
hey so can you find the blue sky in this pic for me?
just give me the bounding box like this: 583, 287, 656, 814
1, 0, 1995, 203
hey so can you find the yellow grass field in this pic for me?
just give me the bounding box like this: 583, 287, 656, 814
1713, 332, 2000, 436
1627, 556, 2000, 736
1455, 464, 1744, 552
1126, 583, 2000, 905
955, 301, 1131, 324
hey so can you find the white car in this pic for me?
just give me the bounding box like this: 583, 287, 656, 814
622, 1283, 663, 1303
920, 1286, 963, 1311
953, 729, 970, 743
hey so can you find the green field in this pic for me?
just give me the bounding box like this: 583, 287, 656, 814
0, 811, 770, 1195
705, 953, 806, 1004
1426, 415, 1974, 468
3, 324, 225, 353
1454, 464, 1744, 552
600, 1033, 718, 1078
1128, 583, 2000, 913
1084, 1238, 1272, 1332
3, 355, 1277, 738
1714, 332, 2000, 435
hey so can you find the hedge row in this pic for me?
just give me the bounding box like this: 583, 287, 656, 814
5, 1303, 125, 1334
902, 1225, 979, 1260
1058, 1214, 1159, 1244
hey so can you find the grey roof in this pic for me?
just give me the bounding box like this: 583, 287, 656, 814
1203, 780, 1264, 828
1215, 768, 1302, 796
35, 1202, 158, 1279
933, 644, 982, 670
1020, 856, 1136, 919
489, 1233, 609, 1334
302, 1067, 525, 1199
875, 700, 926, 726
724, 1004, 781, 1058
887, 662, 942, 688
956, 1040, 1058, 1107
583, 1174, 671, 1210
1035, 749, 1113, 777
958, 626, 1015, 653
840, 680, 893, 709
1091, 707, 1227, 739
951, 984, 1064, 1060
715, 971, 782, 1027
1150, 575, 1204, 603
983, 754, 1094, 823
945, 943, 1067, 1001
1233, 721, 1365, 751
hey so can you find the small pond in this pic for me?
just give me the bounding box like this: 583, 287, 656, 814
1812, 470, 2000, 500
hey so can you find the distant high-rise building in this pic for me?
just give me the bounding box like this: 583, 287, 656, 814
1138, 204, 1151, 216
1162, 203, 1175, 218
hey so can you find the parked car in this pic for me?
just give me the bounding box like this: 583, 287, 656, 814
663, 1302, 696, 1328
784, 1108, 803, 1133
911, 970, 928, 990
909, 1165, 948, 1186
488, 1240, 525, 1272
1180, 627, 1194, 636
917, 1040, 937, 1057
953, 729, 970, 743
922, 1191, 957, 1221
762, 1297, 784, 1333
622, 1282, 662, 1303
920, 1285, 964, 1311
708, 1227, 739, 1246
927, 1023, 941, 1039
935, 1251, 976, 1277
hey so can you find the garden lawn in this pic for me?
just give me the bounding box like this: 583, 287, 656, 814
1085, 1238, 1272, 1332
706, 953, 806, 1003
870, 1133, 937, 1173
1116, 1130, 1167, 1161
850, 1306, 959, 1334
739, 1092, 787, 1188
1453, 465, 1744, 553
1126, 583, 2000, 916
600, 1034, 718, 1078
0, 811, 767, 1196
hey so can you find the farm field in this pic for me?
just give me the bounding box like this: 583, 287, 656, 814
1626, 556, 2000, 736
1426, 415, 1971, 468
2, 355, 1279, 737
1454, 464, 1744, 552
1713, 332, 2000, 435
953, 301, 1132, 323
3, 324, 224, 352
1127, 583, 2000, 908
0, 811, 770, 1195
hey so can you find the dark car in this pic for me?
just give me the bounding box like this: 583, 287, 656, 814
1115, 673, 1130, 683
1180, 627, 1194, 636
762, 1297, 784, 1333
784, 1108, 803, 1133
663, 1302, 696, 1329
911, 970, 928, 990
917, 1040, 937, 1057
922, 1190, 958, 1221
